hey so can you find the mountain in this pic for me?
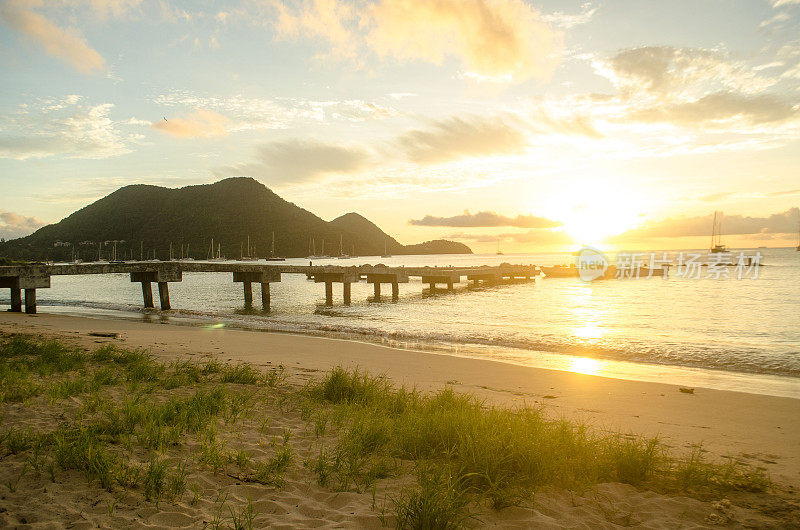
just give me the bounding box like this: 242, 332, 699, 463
0, 178, 472, 260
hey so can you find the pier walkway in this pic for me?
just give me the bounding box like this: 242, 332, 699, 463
0, 261, 537, 313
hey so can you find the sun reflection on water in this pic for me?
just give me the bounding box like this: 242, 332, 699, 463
570, 357, 602, 375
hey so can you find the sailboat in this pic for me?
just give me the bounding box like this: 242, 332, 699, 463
306, 238, 324, 260
208, 239, 225, 261
496, 238, 503, 255
337, 234, 350, 259
381, 240, 391, 258
265, 232, 286, 261
796, 215, 800, 251
710, 211, 727, 253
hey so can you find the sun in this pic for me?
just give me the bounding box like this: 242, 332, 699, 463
545, 181, 645, 246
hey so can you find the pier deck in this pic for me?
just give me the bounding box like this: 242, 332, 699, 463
0, 261, 537, 313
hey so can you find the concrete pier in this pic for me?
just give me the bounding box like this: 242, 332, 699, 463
314, 270, 359, 306
421, 271, 461, 293
233, 270, 281, 311
1, 262, 538, 312
131, 268, 181, 310
365, 270, 409, 301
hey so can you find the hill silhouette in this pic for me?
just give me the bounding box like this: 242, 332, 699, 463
0, 178, 471, 260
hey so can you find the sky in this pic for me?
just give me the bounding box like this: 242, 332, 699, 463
1, 0, 799, 252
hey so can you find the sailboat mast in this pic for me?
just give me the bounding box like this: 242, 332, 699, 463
711, 211, 717, 249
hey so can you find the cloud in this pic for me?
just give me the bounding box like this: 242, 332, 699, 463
151, 109, 230, 138
153, 92, 398, 131
0, 1, 105, 74
367, 0, 562, 81
597, 46, 775, 97
270, 0, 562, 82
0, 98, 135, 160
216, 139, 371, 183
630, 91, 798, 126
446, 229, 572, 245
0, 210, 46, 240
610, 208, 800, 241
770, 0, 800, 6
410, 210, 561, 228
398, 115, 529, 164
541, 2, 597, 29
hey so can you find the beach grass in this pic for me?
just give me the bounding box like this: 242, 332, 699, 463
0, 334, 774, 528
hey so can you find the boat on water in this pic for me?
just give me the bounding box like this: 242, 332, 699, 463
265, 232, 286, 261
496, 239, 503, 255
796, 216, 800, 251
337, 234, 350, 259
710, 211, 727, 253
381, 240, 391, 258
208, 239, 225, 261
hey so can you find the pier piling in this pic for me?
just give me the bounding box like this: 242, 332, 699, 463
131, 268, 181, 310
261, 282, 270, 312
157, 282, 171, 310
325, 281, 333, 306
10, 288, 22, 312
24, 289, 36, 314
141, 282, 154, 308
233, 270, 281, 310
243, 281, 253, 308
366, 271, 408, 302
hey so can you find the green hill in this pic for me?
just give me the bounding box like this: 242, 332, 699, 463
0, 178, 471, 260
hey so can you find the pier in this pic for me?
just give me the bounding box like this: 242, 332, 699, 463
0, 262, 537, 313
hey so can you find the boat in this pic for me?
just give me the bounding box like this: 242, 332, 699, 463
796, 215, 800, 251
710, 211, 727, 253
265, 232, 286, 261
306, 237, 327, 260
381, 240, 391, 258
208, 239, 225, 261
337, 234, 350, 259
496, 239, 503, 255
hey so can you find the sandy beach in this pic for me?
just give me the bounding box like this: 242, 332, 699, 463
1, 311, 798, 528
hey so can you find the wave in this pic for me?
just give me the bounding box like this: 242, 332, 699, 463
28, 298, 800, 380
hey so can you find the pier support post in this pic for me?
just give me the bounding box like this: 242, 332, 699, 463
243, 281, 252, 308
10, 288, 22, 312
343, 282, 351, 306
132, 268, 181, 310
261, 282, 270, 312
365, 271, 408, 303
141, 282, 154, 308
428, 282, 436, 293
158, 282, 171, 310
233, 270, 281, 311
447, 281, 454, 291
24, 289, 36, 314
314, 269, 360, 306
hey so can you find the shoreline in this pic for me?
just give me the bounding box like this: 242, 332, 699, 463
31, 302, 800, 399
2, 310, 799, 488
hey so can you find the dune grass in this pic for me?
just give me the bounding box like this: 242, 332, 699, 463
302, 367, 771, 527
0, 335, 772, 529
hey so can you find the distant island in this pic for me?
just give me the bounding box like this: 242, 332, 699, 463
0, 177, 471, 261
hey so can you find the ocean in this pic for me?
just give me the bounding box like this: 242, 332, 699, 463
5, 248, 799, 398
